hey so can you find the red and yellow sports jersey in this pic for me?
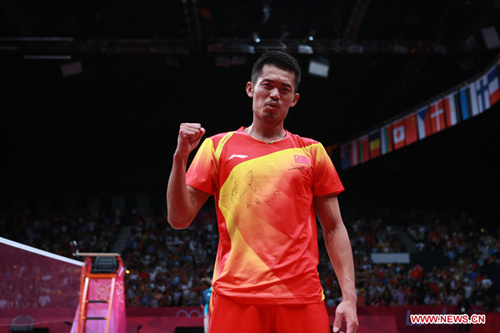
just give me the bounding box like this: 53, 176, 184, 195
186, 127, 344, 304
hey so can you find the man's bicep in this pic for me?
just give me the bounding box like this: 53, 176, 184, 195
314, 193, 343, 231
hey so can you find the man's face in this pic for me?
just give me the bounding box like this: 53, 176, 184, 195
246, 64, 299, 124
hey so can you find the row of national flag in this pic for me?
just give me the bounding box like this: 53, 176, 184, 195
338, 60, 500, 170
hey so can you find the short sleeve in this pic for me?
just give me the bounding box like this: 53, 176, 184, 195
186, 138, 217, 195
312, 143, 345, 197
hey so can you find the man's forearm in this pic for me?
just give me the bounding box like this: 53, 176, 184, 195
315, 194, 358, 331
166, 153, 192, 229
324, 224, 357, 302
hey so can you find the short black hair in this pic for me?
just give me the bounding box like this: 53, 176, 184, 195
250, 51, 301, 92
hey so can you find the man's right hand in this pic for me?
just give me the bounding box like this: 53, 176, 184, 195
167, 122, 209, 229
175, 123, 206, 157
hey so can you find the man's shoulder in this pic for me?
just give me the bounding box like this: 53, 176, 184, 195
208, 128, 242, 140
286, 131, 321, 147
206, 127, 247, 147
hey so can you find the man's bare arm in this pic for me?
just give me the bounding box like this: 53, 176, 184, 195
315, 194, 358, 333
166, 123, 210, 229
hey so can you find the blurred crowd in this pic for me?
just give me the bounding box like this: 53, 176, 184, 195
121, 210, 217, 307
1, 207, 499, 312
119, 207, 500, 311
347, 210, 500, 311
0, 209, 121, 257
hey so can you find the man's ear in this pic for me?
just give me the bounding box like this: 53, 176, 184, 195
290, 93, 300, 107
246, 82, 254, 98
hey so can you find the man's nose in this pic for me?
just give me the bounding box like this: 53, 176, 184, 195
269, 87, 280, 99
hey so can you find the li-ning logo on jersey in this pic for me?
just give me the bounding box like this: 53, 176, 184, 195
294, 155, 311, 166
229, 154, 249, 160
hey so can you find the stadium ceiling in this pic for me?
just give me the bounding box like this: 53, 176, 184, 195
0, 37, 471, 56
1, 0, 499, 56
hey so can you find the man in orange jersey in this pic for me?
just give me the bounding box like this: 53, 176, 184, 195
167, 51, 358, 333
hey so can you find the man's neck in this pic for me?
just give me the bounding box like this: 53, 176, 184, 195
245, 123, 286, 144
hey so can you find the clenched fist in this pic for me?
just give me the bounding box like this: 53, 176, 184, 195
175, 123, 206, 157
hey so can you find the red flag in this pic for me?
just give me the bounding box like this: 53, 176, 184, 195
404, 113, 418, 145
294, 155, 311, 166
429, 100, 447, 133
392, 118, 406, 150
